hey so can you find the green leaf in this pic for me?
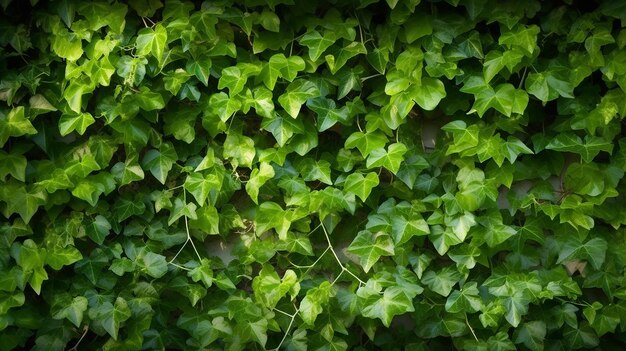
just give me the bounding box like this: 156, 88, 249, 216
345, 130, 388, 157
111, 160, 145, 186
0, 107, 37, 147
343, 172, 379, 202
252, 265, 298, 308
367, 48, 389, 74
557, 236, 608, 270
445, 282, 482, 313
138, 251, 168, 278
307, 97, 350, 132
223, 132, 255, 168
513, 321, 546, 351
366, 142, 408, 174
218, 66, 248, 96
88, 297, 132, 340
85, 215, 111, 245
300, 281, 333, 325
51, 295, 88, 328
184, 172, 221, 206
141, 142, 178, 184
299, 30, 337, 61
255, 201, 291, 239
278, 79, 320, 118
136, 23, 167, 63
347, 230, 395, 273
246, 162, 275, 204
360, 286, 416, 327
168, 198, 197, 225
470, 83, 529, 117
261, 111, 304, 146
499, 24, 540, 56
409, 77, 446, 110
545, 134, 613, 162
421, 262, 464, 296
2, 184, 47, 224
0, 150, 27, 182
46, 246, 82, 270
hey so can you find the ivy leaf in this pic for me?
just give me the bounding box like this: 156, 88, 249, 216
184, 172, 221, 206
347, 230, 395, 273
168, 198, 198, 225
246, 162, 275, 204
141, 142, 178, 184
2, 184, 47, 224
135, 23, 167, 63
343, 172, 379, 202
252, 265, 299, 309
261, 111, 304, 146
111, 160, 145, 186
499, 24, 540, 56
51, 295, 88, 328
300, 281, 333, 325
409, 77, 446, 110
0, 107, 37, 147
557, 236, 608, 270
325, 41, 367, 74
255, 202, 291, 239
0, 150, 27, 182
345, 130, 388, 158
307, 97, 350, 132
218, 66, 247, 96
223, 132, 255, 168
88, 297, 132, 340
470, 83, 529, 117
366, 142, 408, 174
299, 30, 337, 61
525, 66, 575, 102
360, 287, 416, 327
278, 79, 320, 118
513, 321, 546, 351
367, 47, 389, 74
445, 282, 482, 313
422, 267, 462, 297
59, 112, 95, 136
85, 215, 111, 245
545, 134, 613, 162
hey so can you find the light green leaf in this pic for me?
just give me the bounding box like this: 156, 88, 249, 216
0, 107, 37, 147
184, 172, 221, 206
246, 162, 275, 204
409, 77, 446, 110
218, 66, 248, 96
347, 230, 395, 273
445, 282, 482, 313
470, 83, 528, 117
223, 133, 255, 168
345, 130, 388, 157
545, 134, 613, 162
300, 281, 333, 325
343, 172, 379, 202
278, 79, 320, 118
136, 23, 167, 63
299, 30, 337, 61
59, 112, 95, 136
360, 286, 416, 327
366, 142, 408, 174
85, 215, 111, 245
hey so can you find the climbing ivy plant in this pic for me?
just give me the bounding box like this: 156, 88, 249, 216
2, 0, 626, 349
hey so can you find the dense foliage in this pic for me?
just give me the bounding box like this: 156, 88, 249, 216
2, 0, 626, 349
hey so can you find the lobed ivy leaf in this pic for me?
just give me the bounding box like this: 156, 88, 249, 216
347, 230, 395, 273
